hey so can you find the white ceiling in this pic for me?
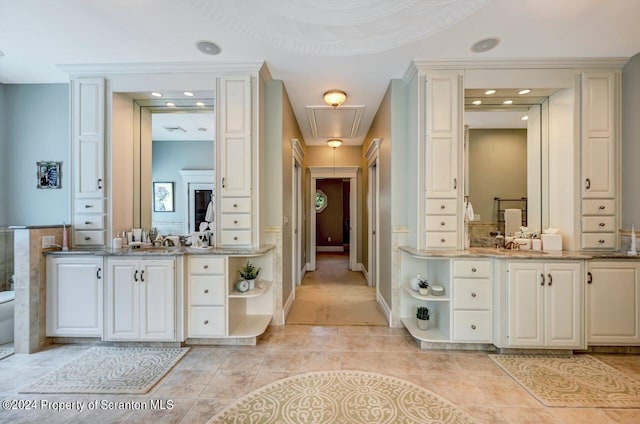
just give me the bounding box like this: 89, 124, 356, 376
1, 0, 639, 146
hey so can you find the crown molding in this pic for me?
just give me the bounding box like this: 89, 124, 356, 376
58, 61, 266, 78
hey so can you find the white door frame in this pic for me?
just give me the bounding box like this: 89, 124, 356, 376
309, 166, 359, 271
366, 139, 381, 289
178, 170, 214, 235
291, 139, 304, 288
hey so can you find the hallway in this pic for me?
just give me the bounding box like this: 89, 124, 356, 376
286, 252, 388, 326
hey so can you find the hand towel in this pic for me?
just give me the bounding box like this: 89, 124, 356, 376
464, 201, 475, 221
504, 209, 521, 236
205, 200, 214, 222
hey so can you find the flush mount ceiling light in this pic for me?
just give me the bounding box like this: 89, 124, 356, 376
183, 91, 194, 97
165, 102, 176, 107
470, 37, 500, 53
195, 40, 221, 55
484, 89, 496, 95
196, 101, 206, 107
151, 92, 163, 97
518, 89, 531, 95
327, 139, 342, 148
472, 100, 482, 105
503, 100, 513, 105
323, 90, 347, 108
521, 116, 529, 121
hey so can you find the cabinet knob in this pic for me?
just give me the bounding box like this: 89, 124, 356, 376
471, 292, 477, 298
440, 221, 445, 226
204, 289, 209, 294
233, 204, 238, 208
84, 221, 92, 225
599, 205, 606, 210
440, 205, 446, 210
440, 238, 445, 243
85, 204, 93, 208
599, 239, 605, 244
204, 320, 209, 325
84, 236, 91, 241
471, 267, 477, 272
471, 324, 477, 330
234, 236, 238, 241
234, 220, 238, 224
203, 265, 209, 269
599, 222, 606, 227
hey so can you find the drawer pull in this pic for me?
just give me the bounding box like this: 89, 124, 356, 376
599, 222, 605, 227
585, 178, 591, 190
440, 238, 445, 243
134, 270, 139, 282
587, 272, 593, 284
234, 236, 238, 241
204, 289, 209, 294
471, 324, 477, 330
599, 205, 605, 210
84, 236, 91, 241
471, 292, 477, 298
440, 221, 445, 226
440, 204, 445, 210
84, 221, 92, 225
203, 265, 209, 269
471, 267, 477, 272
599, 239, 605, 244
547, 273, 552, 286
204, 320, 209, 325
97, 178, 103, 189
540, 273, 545, 286
85, 204, 93, 208
140, 270, 145, 282
96, 268, 102, 279
453, 178, 457, 190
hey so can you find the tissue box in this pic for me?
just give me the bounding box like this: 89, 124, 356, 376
541, 234, 562, 251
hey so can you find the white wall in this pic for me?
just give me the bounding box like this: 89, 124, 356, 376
0, 84, 6, 226
622, 52, 640, 228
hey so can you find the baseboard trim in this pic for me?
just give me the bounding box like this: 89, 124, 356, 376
283, 290, 295, 322
316, 246, 344, 252
360, 264, 369, 283
377, 292, 392, 326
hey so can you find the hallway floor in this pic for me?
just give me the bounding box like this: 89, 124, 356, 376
285, 252, 388, 326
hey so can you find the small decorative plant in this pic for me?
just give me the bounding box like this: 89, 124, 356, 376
418, 279, 430, 295
239, 260, 261, 281
416, 306, 430, 321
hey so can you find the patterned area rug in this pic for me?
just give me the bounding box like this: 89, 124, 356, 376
0, 347, 14, 361
208, 370, 478, 424
20, 346, 189, 394
489, 354, 640, 408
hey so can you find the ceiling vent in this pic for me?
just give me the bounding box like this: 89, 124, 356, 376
305, 106, 364, 139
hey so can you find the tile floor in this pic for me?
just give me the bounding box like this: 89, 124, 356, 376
0, 325, 639, 423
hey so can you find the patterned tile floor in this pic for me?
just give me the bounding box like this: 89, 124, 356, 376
0, 326, 639, 423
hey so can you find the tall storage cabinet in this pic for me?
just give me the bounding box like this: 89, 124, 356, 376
581, 71, 620, 250
71, 78, 106, 247
421, 71, 463, 249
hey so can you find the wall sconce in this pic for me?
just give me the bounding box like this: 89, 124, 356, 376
323, 90, 347, 108
327, 139, 342, 148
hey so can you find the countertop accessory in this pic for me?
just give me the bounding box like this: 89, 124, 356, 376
410, 273, 426, 291
430, 285, 445, 296
628, 225, 637, 256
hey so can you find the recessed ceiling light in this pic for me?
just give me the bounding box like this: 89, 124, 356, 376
151, 92, 163, 97
472, 100, 482, 105
518, 89, 531, 95
485, 89, 496, 95
521, 116, 529, 121
503, 100, 513, 105
184, 91, 194, 97
470, 37, 500, 53
196, 102, 205, 107
195, 40, 221, 56
165, 102, 176, 107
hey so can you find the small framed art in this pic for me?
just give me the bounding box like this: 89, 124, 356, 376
153, 182, 175, 212
37, 161, 62, 189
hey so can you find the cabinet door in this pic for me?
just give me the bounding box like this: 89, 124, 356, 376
544, 262, 582, 347
588, 262, 640, 344
581, 72, 616, 198
46, 257, 103, 337
218, 75, 252, 197
140, 260, 175, 341
424, 72, 460, 199
106, 259, 139, 340
507, 262, 544, 347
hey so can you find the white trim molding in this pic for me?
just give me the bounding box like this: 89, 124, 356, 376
377, 292, 392, 326
283, 290, 295, 323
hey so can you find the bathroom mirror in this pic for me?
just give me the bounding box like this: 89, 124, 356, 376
464, 88, 556, 237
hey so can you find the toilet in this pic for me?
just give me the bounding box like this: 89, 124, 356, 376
0, 290, 15, 345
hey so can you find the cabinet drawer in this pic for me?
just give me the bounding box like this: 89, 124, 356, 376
189, 275, 225, 306
74, 230, 104, 246
582, 216, 616, 232
426, 215, 457, 232
425, 232, 457, 249
582, 233, 616, 249
453, 260, 491, 278
426, 199, 457, 215
582, 199, 615, 215
221, 230, 252, 246
189, 256, 225, 274
74, 213, 104, 230
189, 306, 226, 337
74, 198, 104, 214
221, 197, 251, 213
221, 214, 251, 230
453, 311, 492, 342
453, 279, 492, 310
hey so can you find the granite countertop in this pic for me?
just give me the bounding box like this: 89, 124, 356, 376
44, 245, 275, 257
400, 246, 640, 260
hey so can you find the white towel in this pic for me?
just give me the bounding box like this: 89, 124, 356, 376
464, 201, 475, 221
205, 200, 214, 222
504, 209, 521, 236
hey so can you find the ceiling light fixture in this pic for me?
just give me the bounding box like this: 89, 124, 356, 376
470, 37, 500, 53
165, 102, 176, 107
195, 40, 221, 55
196, 101, 205, 107
327, 139, 342, 148
518, 89, 531, 95
485, 89, 496, 95
323, 90, 347, 108
521, 116, 529, 121
151, 92, 163, 97
472, 100, 482, 105
184, 91, 194, 97
503, 100, 513, 105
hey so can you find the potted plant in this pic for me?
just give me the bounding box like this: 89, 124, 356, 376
418, 280, 430, 296
416, 306, 430, 330
238, 260, 261, 289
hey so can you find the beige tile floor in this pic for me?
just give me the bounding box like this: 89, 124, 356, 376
0, 326, 639, 424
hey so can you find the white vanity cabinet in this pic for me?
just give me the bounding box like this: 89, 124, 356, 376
46, 256, 103, 337
506, 261, 583, 348
587, 261, 640, 345
452, 259, 493, 343
71, 78, 106, 247
187, 256, 227, 337
105, 257, 176, 341
581, 71, 620, 250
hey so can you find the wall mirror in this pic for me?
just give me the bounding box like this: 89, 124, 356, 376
464, 88, 558, 237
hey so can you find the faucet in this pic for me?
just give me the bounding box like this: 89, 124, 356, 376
504, 240, 519, 250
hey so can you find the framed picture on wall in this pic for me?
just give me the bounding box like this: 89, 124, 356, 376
36, 161, 62, 189
153, 182, 175, 212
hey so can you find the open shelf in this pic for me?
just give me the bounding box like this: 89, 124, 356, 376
229, 280, 272, 298
229, 314, 272, 337
402, 283, 449, 302
401, 317, 449, 342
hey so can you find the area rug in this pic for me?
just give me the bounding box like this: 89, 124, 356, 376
20, 346, 189, 394
0, 347, 14, 361
208, 370, 478, 424
489, 354, 640, 408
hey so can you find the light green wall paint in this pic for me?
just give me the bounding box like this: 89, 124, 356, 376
5, 84, 69, 226
623, 52, 640, 228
